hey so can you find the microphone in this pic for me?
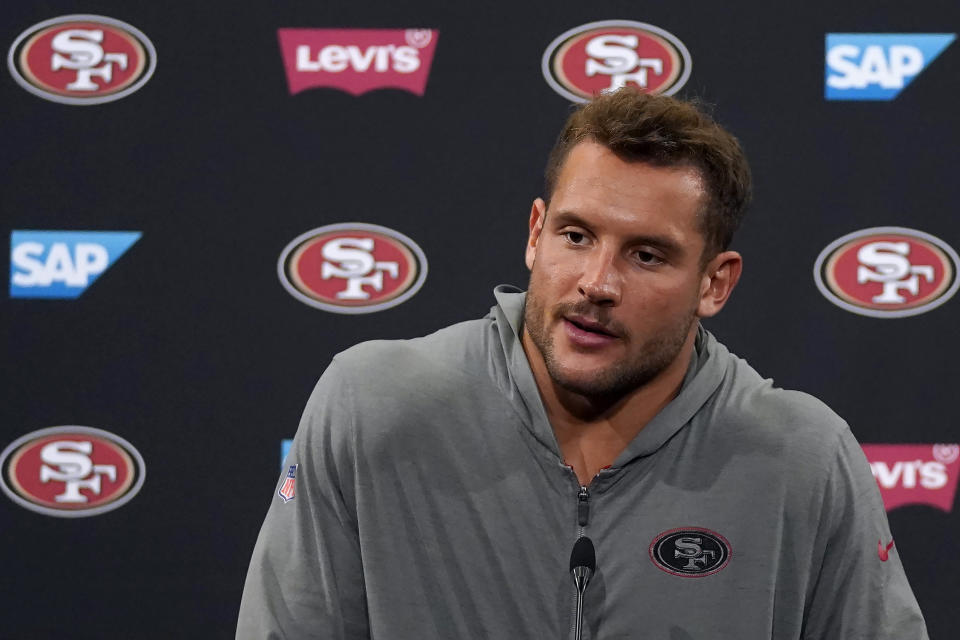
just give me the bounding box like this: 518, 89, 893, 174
569, 536, 596, 640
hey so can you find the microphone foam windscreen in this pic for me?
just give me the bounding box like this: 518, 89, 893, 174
569, 536, 596, 572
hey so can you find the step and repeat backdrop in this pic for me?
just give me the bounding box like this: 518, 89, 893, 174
2, 1, 958, 637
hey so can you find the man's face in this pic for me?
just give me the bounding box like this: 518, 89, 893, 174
523, 141, 711, 398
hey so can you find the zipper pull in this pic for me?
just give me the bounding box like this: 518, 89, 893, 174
577, 485, 590, 527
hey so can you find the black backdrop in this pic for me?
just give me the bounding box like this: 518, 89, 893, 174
2, 1, 958, 637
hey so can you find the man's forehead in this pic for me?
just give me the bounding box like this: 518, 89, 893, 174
553, 142, 707, 203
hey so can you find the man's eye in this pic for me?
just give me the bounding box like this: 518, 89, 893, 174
564, 232, 587, 245
635, 251, 664, 266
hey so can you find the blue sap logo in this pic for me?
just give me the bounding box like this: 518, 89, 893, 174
825, 33, 955, 100
281, 439, 293, 469
10, 231, 141, 299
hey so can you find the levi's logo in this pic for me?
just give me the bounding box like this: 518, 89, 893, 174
862, 444, 960, 512
277, 28, 438, 96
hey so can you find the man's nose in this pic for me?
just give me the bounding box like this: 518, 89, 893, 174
577, 249, 622, 306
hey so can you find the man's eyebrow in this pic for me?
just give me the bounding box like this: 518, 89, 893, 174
548, 210, 686, 255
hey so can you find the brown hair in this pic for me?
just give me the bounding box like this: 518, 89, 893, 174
544, 88, 752, 262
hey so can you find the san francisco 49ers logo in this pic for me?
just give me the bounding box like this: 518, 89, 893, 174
7, 15, 156, 105
0, 426, 146, 517
814, 227, 960, 318
542, 20, 692, 103
649, 527, 731, 577
278, 223, 428, 313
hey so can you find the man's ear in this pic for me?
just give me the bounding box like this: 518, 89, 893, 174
697, 250, 743, 318
525, 198, 547, 270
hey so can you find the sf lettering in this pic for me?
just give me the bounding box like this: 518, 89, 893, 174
585, 35, 663, 91
321, 238, 399, 300
39, 441, 117, 503
673, 536, 716, 570
857, 242, 934, 303
50, 29, 128, 91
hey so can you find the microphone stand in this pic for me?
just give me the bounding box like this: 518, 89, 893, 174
569, 537, 596, 640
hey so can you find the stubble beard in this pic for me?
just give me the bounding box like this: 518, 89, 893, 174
523, 285, 697, 400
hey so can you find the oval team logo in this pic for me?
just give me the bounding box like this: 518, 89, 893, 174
542, 20, 691, 103
649, 527, 731, 577
0, 426, 146, 517
8, 15, 156, 105
814, 227, 959, 318
278, 223, 428, 314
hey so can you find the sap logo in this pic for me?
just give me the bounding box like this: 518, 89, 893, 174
281, 439, 293, 469
825, 33, 955, 100
10, 230, 141, 299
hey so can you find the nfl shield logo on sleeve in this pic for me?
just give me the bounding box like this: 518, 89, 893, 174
278, 464, 298, 503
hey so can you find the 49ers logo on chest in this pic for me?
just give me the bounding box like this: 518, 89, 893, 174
649, 527, 731, 577
0, 426, 146, 517
814, 226, 960, 318
542, 20, 692, 103
8, 15, 156, 105
278, 223, 428, 313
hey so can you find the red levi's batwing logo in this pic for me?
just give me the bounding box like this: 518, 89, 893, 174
277, 28, 438, 96
862, 444, 960, 512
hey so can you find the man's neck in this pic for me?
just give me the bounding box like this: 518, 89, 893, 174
521, 328, 697, 486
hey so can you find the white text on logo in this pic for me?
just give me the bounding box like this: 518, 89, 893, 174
584, 35, 662, 91
50, 29, 128, 91
40, 441, 116, 503
857, 242, 934, 303
295, 45, 420, 73
11, 242, 108, 287
827, 45, 923, 90
321, 238, 398, 299
870, 460, 947, 489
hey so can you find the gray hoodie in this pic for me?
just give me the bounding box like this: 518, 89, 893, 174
238, 286, 927, 639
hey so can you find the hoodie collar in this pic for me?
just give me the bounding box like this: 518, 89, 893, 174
490, 285, 728, 468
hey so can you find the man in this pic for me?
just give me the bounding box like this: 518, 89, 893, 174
238, 89, 927, 639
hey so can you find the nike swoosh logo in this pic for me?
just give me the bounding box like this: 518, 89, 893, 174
878, 539, 895, 562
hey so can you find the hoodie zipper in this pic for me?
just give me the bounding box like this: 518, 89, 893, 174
577, 484, 591, 533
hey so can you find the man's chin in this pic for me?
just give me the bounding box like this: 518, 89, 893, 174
546, 364, 628, 398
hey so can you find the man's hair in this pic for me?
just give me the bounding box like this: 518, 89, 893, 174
544, 88, 752, 262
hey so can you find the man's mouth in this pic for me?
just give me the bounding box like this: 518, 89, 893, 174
561, 315, 620, 347
565, 315, 618, 337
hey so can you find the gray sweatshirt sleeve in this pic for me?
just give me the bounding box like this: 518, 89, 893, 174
237, 361, 370, 639
801, 427, 928, 639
